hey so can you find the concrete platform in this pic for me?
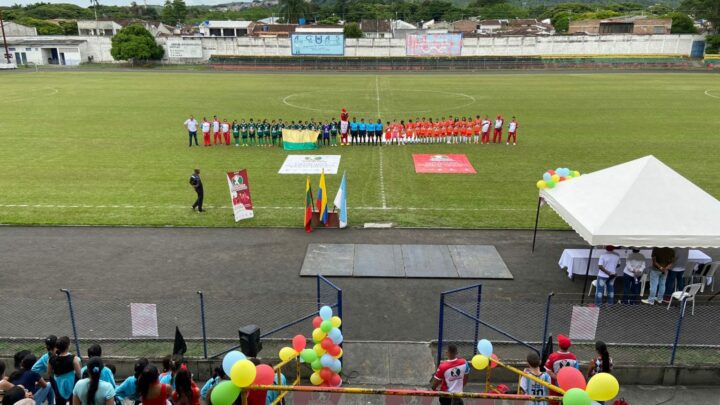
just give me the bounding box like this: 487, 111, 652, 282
300, 244, 513, 279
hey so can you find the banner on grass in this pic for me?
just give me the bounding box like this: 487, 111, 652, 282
226, 169, 254, 221
412, 154, 476, 174
279, 155, 341, 174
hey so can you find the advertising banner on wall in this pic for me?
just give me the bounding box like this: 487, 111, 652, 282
406, 34, 463, 56
166, 39, 203, 58
291, 34, 345, 55
226, 169, 254, 221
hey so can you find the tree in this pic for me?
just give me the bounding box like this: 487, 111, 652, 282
344, 22, 363, 38
666, 12, 697, 34
705, 34, 720, 53
680, 0, 720, 33
280, 0, 310, 23
172, 0, 187, 24
162, 0, 187, 25
110, 24, 164, 62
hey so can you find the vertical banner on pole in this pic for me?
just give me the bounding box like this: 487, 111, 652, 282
227, 169, 254, 222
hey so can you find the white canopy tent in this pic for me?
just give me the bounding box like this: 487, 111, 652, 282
530, 155, 720, 300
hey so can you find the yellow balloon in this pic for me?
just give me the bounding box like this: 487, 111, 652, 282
573, 171, 581, 177
333, 348, 343, 359
230, 359, 256, 388
314, 344, 326, 357
330, 316, 342, 328
551, 174, 560, 183
536, 180, 547, 190
471, 355, 489, 370
586, 372, 619, 401
279, 347, 297, 362
310, 372, 323, 386
312, 328, 326, 343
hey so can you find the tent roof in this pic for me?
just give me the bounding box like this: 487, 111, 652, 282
539, 155, 720, 248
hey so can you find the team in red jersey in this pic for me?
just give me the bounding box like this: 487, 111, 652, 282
372, 114, 519, 146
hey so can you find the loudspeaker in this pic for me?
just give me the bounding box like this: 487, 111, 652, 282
238, 324, 262, 357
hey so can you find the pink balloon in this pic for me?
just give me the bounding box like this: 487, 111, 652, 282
292, 335, 307, 352
329, 374, 342, 387
312, 316, 322, 328
490, 353, 499, 369
557, 367, 586, 391
253, 364, 275, 386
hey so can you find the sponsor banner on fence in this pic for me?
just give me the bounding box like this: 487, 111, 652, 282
227, 169, 254, 221
279, 155, 341, 174
291, 34, 345, 56
406, 34, 463, 56
412, 154, 476, 174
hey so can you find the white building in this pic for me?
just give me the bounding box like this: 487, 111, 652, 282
6, 38, 86, 66
3, 21, 38, 36
199, 21, 253, 37
77, 20, 123, 36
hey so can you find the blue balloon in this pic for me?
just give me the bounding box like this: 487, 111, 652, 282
222, 351, 246, 376
331, 359, 342, 373
477, 339, 493, 357
328, 328, 343, 344
319, 306, 333, 321
320, 354, 334, 368
542, 173, 551, 182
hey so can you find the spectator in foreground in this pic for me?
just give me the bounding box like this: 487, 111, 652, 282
172, 366, 200, 405
519, 352, 551, 404
622, 249, 646, 304
10, 354, 47, 396
114, 358, 148, 402
80, 345, 115, 388
587, 341, 613, 379
31, 335, 57, 405
432, 344, 469, 405
544, 334, 578, 404
72, 357, 114, 405
159, 355, 172, 384
596, 246, 620, 305
48, 336, 81, 405
246, 359, 266, 405
265, 362, 286, 405
137, 366, 172, 405
643, 247, 675, 305
664, 248, 690, 302
200, 367, 224, 404
1, 360, 16, 400
2, 386, 33, 405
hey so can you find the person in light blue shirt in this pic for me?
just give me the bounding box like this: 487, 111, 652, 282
266, 371, 287, 405
200, 367, 225, 403
80, 345, 116, 388
374, 119, 383, 146
366, 121, 375, 146
349, 118, 358, 146
358, 118, 367, 145
114, 358, 148, 402
72, 357, 115, 405
32, 335, 57, 405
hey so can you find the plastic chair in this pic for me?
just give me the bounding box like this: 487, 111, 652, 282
681, 262, 697, 289
639, 273, 648, 298
702, 262, 719, 292
667, 283, 702, 316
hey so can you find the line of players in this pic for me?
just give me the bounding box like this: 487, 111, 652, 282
183, 114, 520, 147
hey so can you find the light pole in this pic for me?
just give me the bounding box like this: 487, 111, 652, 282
0, 10, 11, 64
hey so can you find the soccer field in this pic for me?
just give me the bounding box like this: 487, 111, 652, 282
1, 70, 719, 228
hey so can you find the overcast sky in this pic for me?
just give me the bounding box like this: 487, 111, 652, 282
9, 0, 246, 6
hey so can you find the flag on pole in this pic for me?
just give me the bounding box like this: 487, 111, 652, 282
333, 171, 347, 228
317, 169, 329, 224
304, 176, 313, 233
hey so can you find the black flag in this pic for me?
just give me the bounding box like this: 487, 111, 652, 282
173, 326, 187, 356
540, 335, 553, 372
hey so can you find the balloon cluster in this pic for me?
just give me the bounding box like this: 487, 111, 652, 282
536, 168, 581, 190
470, 339, 499, 370
558, 368, 620, 405
277, 305, 344, 387
211, 350, 276, 405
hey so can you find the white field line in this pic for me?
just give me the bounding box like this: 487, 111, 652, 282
704, 90, 720, 99
0, 204, 530, 212
379, 148, 387, 209
375, 76, 382, 118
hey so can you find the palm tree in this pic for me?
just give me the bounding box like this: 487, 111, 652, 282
279, 0, 310, 23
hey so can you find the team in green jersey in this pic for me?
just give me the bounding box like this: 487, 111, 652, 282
206, 118, 344, 148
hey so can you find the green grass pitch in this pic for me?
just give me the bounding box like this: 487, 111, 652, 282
1, 71, 719, 228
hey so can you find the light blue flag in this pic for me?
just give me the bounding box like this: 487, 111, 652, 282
333, 171, 347, 228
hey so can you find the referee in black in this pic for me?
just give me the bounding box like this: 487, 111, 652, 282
190, 169, 204, 212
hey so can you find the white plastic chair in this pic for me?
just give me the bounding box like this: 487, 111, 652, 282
639, 273, 648, 298
681, 262, 697, 290
667, 283, 702, 316
701, 262, 719, 292
588, 280, 608, 297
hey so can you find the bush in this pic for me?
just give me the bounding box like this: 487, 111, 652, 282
706, 34, 720, 54
666, 12, 697, 34
343, 22, 363, 39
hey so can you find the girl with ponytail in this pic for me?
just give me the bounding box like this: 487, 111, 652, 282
587, 341, 613, 379
72, 357, 115, 405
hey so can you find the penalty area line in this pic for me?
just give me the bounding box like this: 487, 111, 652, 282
704, 90, 720, 99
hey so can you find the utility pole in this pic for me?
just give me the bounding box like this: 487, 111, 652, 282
0, 10, 10, 64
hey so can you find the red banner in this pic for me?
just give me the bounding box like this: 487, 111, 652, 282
412, 154, 476, 174
226, 169, 254, 221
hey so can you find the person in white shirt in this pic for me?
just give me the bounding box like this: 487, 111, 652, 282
183, 115, 198, 147
622, 249, 646, 304
481, 116, 491, 144
492, 115, 504, 143
221, 119, 230, 146
506, 116, 518, 146
212, 116, 221, 145
664, 248, 690, 301
201, 118, 211, 146
596, 246, 620, 305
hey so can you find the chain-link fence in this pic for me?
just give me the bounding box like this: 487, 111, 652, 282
0, 275, 342, 359
438, 287, 720, 367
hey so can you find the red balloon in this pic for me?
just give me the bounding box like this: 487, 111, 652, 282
312, 316, 322, 328
490, 354, 499, 369
319, 368, 333, 381
321, 338, 334, 350
292, 335, 307, 352
329, 374, 342, 387
328, 345, 341, 357
557, 367, 586, 391
253, 364, 275, 386
559, 177, 567, 182
547, 170, 556, 175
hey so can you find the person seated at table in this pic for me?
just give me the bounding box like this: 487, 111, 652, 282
622, 249, 646, 304
596, 246, 620, 306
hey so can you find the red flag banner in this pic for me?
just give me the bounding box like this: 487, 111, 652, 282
226, 169, 254, 222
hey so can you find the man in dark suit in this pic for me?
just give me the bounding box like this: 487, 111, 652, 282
190, 169, 204, 212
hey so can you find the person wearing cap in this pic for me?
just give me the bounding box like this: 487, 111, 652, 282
544, 334, 578, 402
596, 246, 620, 305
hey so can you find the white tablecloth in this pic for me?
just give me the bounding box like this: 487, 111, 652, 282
558, 248, 712, 278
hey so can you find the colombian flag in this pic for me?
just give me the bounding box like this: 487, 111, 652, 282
305, 176, 313, 233
317, 169, 329, 224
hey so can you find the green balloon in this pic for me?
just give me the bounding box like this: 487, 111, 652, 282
211, 381, 241, 405
301, 348, 318, 363
546, 180, 556, 188
311, 359, 322, 371
562, 388, 590, 405
320, 320, 333, 332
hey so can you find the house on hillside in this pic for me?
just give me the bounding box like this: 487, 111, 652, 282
250, 23, 296, 37
391, 19, 417, 39
569, 16, 672, 35
505, 19, 555, 35
77, 20, 122, 36
360, 19, 392, 39
477, 19, 507, 34
113, 20, 175, 37
199, 20, 253, 37
452, 20, 479, 36
3, 21, 38, 36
